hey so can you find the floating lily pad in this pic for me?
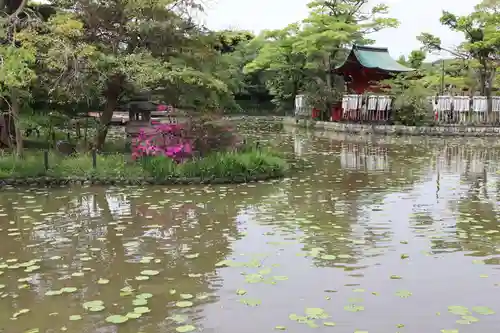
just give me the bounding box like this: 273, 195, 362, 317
176, 301, 193, 308
180, 293, 193, 299
126, 312, 141, 319
395, 290, 412, 298
176, 325, 196, 333
97, 278, 109, 285
236, 289, 247, 295
140, 270, 160, 276
135, 275, 150, 281
344, 304, 364, 312
274, 326, 286, 330
69, 315, 82, 321
134, 306, 150, 314
133, 298, 148, 306
323, 322, 336, 326
105, 315, 128, 324
239, 298, 261, 306
61, 287, 77, 293
45, 290, 63, 296
83, 300, 104, 310
305, 307, 328, 319
273, 276, 289, 281
448, 305, 470, 316
89, 305, 105, 312
185, 253, 199, 259
320, 254, 336, 260
472, 306, 495, 315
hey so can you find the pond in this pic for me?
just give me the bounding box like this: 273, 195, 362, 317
2, 126, 500, 333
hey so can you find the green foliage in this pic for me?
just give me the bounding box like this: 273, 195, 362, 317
244, 0, 400, 111
382, 74, 433, 126
418, 0, 499, 100
0, 149, 288, 179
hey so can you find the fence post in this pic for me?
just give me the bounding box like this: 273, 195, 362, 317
43, 150, 49, 171
92, 149, 97, 168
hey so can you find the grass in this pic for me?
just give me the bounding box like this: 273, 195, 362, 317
0, 148, 288, 180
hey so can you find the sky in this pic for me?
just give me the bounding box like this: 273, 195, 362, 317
201, 0, 479, 61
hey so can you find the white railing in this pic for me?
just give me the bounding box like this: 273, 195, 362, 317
294, 94, 500, 124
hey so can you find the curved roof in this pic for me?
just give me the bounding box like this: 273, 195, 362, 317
336, 45, 414, 73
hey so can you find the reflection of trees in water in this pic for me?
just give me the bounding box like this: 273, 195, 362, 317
0, 183, 276, 332
431, 144, 500, 257
247, 139, 433, 269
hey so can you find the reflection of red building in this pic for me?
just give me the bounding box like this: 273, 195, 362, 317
330, 45, 414, 121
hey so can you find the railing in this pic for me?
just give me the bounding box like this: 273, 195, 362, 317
295, 94, 500, 125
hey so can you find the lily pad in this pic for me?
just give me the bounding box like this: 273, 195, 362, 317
126, 312, 142, 319
176, 325, 196, 333
83, 300, 104, 310
97, 278, 109, 285
472, 306, 495, 315
69, 315, 82, 321
140, 270, 160, 276
180, 293, 193, 299
61, 287, 77, 293
273, 276, 289, 281
448, 306, 470, 316
176, 301, 193, 308
239, 298, 261, 306
133, 298, 148, 306
320, 254, 336, 260
88, 305, 105, 312
236, 289, 247, 295
134, 306, 150, 314
344, 304, 364, 312
105, 315, 128, 324
395, 290, 412, 298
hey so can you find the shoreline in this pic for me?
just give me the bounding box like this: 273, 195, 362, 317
283, 117, 500, 137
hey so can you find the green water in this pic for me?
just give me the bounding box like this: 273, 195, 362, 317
1, 127, 500, 333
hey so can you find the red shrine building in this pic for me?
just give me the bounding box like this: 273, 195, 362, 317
306, 44, 414, 122
335, 44, 414, 94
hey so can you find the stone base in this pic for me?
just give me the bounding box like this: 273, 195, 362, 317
284, 117, 500, 137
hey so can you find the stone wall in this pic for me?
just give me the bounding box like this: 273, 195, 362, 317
283, 117, 500, 137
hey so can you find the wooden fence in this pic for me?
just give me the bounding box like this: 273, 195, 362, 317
295, 94, 500, 125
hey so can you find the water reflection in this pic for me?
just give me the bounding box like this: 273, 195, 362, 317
1, 129, 500, 333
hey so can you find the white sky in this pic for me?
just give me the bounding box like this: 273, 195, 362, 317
202, 0, 479, 61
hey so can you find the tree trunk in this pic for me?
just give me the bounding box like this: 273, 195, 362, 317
10, 89, 23, 157
94, 75, 124, 150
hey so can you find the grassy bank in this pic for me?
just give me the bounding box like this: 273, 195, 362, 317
0, 149, 288, 180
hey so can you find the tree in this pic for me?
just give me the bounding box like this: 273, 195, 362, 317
418, 0, 499, 113
0, 0, 38, 156
2, 0, 235, 150
408, 50, 426, 69
244, 0, 399, 116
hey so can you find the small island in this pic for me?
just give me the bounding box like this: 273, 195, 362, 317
0, 117, 289, 187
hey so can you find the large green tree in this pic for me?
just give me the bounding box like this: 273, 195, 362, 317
244, 0, 399, 115
418, 0, 499, 112
1, 0, 235, 151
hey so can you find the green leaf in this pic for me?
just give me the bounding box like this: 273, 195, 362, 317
105, 315, 129, 324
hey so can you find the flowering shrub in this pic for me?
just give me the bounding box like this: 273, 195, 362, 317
131, 123, 192, 163
131, 115, 242, 163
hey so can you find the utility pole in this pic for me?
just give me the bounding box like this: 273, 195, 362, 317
440, 59, 445, 95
